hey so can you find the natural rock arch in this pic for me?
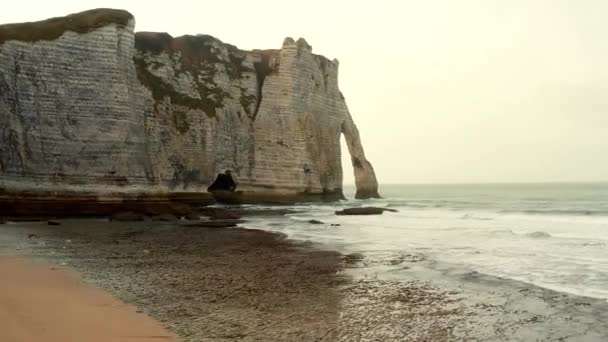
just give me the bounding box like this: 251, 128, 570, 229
341, 111, 380, 199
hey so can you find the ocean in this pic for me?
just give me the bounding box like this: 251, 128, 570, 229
245, 183, 608, 300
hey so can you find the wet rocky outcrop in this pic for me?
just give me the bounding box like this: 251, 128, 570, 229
0, 8, 379, 207
335, 207, 398, 216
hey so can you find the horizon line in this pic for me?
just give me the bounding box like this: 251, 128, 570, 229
342, 180, 608, 186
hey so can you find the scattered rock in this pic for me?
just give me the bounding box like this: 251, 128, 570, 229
198, 208, 242, 220
165, 203, 194, 216
344, 253, 365, 264
152, 213, 179, 221
185, 213, 200, 220
121, 230, 145, 238
142, 249, 151, 255
331, 224, 341, 227
134, 202, 194, 217
308, 219, 324, 224
111, 211, 147, 222
335, 207, 398, 216
4, 216, 51, 222
233, 208, 300, 217
47, 220, 61, 226
27, 234, 38, 239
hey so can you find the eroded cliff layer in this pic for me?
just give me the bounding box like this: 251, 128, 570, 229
0, 8, 379, 204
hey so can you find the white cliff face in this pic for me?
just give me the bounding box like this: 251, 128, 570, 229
251, 38, 346, 195
0, 9, 379, 201
0, 13, 152, 193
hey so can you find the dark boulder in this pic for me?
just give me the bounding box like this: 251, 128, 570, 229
308, 219, 324, 224
207, 172, 237, 192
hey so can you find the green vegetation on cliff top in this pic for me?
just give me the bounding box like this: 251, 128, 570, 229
0, 8, 133, 44
134, 32, 264, 124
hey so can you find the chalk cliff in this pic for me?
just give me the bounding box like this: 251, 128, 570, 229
0, 9, 379, 203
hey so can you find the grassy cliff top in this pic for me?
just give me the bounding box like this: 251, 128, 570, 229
0, 8, 134, 45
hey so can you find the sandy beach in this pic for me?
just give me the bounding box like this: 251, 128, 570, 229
1, 215, 608, 341
0, 256, 178, 342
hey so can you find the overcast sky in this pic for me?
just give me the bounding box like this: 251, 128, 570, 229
2, 0, 608, 184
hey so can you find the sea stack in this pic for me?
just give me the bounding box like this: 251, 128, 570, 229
0, 8, 379, 209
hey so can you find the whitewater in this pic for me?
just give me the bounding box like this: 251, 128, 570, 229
245, 183, 608, 300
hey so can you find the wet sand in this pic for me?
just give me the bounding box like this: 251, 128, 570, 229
2, 219, 608, 341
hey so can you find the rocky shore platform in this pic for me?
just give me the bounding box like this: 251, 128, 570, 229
0, 191, 215, 218
0, 190, 345, 220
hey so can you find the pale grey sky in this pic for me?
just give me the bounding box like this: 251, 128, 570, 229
2, 0, 608, 184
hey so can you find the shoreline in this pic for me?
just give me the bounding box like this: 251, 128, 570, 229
343, 253, 608, 341
2, 218, 608, 341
